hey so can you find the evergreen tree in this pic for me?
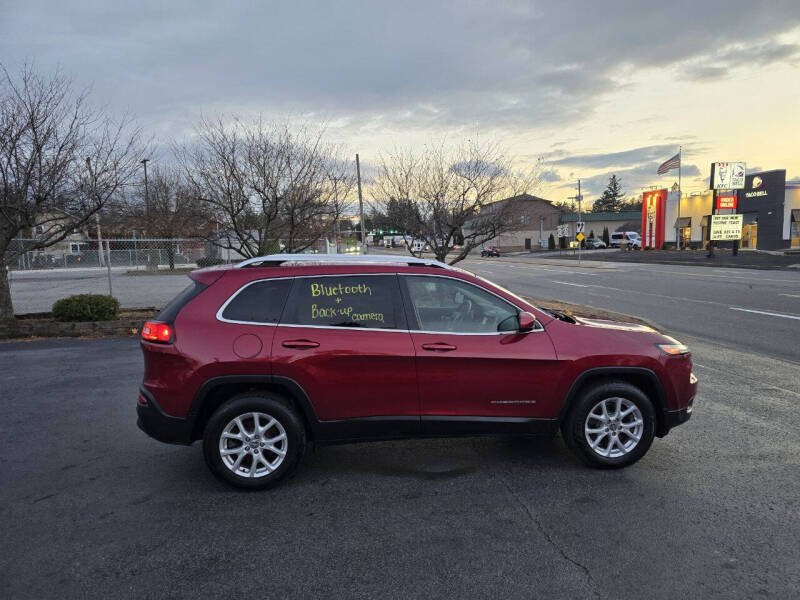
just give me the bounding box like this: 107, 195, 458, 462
589, 229, 595, 239
548, 233, 556, 250
602, 227, 610, 246
594, 174, 624, 212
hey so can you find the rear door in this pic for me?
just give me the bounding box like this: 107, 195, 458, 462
271, 273, 419, 424
401, 274, 559, 426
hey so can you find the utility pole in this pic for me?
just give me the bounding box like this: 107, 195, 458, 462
86, 157, 105, 268
568, 179, 583, 265
356, 153, 366, 254
539, 215, 544, 250
141, 158, 150, 234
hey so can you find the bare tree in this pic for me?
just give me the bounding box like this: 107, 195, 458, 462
0, 64, 144, 319
116, 165, 211, 269
374, 139, 540, 265
178, 118, 353, 257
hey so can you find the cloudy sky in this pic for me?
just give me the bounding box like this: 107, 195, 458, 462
3, 0, 799, 203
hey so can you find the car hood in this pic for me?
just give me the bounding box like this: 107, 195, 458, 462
572, 315, 657, 333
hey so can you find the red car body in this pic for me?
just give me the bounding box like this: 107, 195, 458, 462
138, 260, 696, 449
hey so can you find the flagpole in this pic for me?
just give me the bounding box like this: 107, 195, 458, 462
677, 146, 682, 250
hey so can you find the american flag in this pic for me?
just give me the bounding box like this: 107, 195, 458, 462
657, 152, 680, 175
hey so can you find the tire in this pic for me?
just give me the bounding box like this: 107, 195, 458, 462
202, 392, 306, 490
561, 380, 655, 469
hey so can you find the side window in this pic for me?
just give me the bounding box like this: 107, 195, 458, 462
282, 275, 401, 329
221, 279, 293, 324
404, 276, 519, 333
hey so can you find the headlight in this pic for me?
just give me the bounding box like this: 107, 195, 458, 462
656, 343, 690, 356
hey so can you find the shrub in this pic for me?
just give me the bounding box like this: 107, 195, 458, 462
52, 294, 119, 322
548, 233, 556, 250
196, 256, 225, 268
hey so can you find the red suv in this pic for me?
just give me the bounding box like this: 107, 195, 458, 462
138, 254, 696, 489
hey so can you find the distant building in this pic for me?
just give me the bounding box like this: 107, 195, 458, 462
660, 170, 800, 250
468, 193, 562, 251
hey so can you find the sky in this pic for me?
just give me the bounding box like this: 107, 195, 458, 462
2, 0, 799, 206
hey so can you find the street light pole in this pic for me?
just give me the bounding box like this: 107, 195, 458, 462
577, 179, 582, 266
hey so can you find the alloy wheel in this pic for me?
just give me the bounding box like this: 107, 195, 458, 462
584, 397, 644, 458
218, 412, 288, 478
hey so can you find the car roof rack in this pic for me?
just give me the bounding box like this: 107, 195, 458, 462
234, 253, 455, 270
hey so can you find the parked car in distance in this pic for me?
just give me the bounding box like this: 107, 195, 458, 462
585, 238, 607, 249
609, 231, 642, 249
481, 246, 501, 257
137, 253, 697, 489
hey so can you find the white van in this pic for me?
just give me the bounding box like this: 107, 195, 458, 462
610, 231, 641, 248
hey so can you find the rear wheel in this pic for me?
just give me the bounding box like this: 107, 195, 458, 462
203, 393, 306, 490
561, 381, 655, 468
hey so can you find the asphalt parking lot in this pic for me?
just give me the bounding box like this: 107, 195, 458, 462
2, 324, 799, 598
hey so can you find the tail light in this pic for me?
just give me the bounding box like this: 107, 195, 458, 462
142, 321, 173, 343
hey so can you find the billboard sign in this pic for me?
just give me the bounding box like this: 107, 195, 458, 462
710, 162, 746, 190
709, 214, 743, 240
716, 193, 737, 210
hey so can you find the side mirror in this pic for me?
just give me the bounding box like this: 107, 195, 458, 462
518, 311, 537, 332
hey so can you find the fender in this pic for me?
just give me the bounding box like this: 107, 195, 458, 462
557, 367, 670, 436
187, 374, 322, 439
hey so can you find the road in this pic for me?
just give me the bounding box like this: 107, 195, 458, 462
461, 256, 800, 363
2, 258, 799, 599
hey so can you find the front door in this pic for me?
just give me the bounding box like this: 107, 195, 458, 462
271, 274, 419, 425
400, 275, 559, 431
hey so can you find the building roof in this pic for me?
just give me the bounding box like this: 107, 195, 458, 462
561, 211, 641, 223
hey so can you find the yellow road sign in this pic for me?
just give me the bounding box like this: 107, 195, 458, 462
576, 232, 585, 242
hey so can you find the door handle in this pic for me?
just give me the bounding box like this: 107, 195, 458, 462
421, 342, 457, 352
282, 339, 320, 349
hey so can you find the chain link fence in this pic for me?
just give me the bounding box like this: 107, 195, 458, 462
6, 236, 364, 314
7, 238, 219, 271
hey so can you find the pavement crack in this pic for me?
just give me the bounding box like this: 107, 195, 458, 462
498, 472, 603, 600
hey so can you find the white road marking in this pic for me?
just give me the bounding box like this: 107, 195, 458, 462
729, 307, 800, 321
779, 293, 800, 298
693, 363, 800, 398
630, 266, 799, 284
551, 280, 589, 287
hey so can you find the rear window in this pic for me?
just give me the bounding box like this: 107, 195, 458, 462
220, 279, 293, 324
157, 281, 207, 322
281, 275, 402, 329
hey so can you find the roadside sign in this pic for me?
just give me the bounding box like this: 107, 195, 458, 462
556, 224, 569, 238
711, 162, 746, 190
576, 221, 586, 234
576, 232, 585, 242
716, 193, 737, 210
569, 241, 579, 248
709, 214, 743, 240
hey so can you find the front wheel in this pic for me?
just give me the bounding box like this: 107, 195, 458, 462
203, 393, 306, 490
561, 381, 656, 469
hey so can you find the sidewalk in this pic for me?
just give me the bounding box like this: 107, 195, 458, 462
537, 248, 800, 270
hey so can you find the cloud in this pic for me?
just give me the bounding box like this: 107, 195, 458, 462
1, 1, 799, 137
540, 169, 562, 183
679, 39, 800, 81
568, 163, 703, 200
550, 145, 680, 169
